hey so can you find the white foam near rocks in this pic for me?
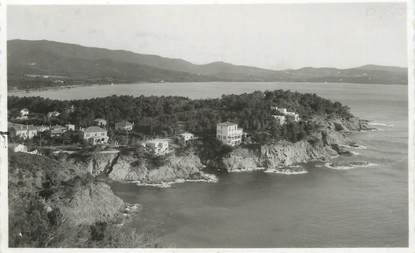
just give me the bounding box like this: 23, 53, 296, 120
229, 167, 265, 173
340, 144, 367, 150
368, 122, 394, 127
324, 161, 377, 170
264, 165, 308, 175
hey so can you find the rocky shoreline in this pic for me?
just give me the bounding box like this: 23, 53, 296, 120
8, 115, 372, 247
60, 116, 371, 185
220, 116, 369, 174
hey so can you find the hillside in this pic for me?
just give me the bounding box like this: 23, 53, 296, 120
7, 39, 408, 90
8, 152, 157, 247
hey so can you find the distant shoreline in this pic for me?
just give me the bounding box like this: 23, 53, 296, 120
7, 80, 408, 94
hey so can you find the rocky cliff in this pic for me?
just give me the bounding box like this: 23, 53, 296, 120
223, 116, 364, 172
47, 176, 125, 226
64, 117, 366, 177
108, 153, 214, 184
223, 139, 337, 172
63, 151, 215, 185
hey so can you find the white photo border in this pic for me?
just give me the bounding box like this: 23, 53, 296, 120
0, 0, 412, 252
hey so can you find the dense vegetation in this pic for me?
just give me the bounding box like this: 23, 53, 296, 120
8, 90, 352, 144
8, 152, 157, 247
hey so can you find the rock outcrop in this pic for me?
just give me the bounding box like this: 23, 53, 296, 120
260, 139, 337, 168
61, 151, 213, 185
71, 117, 364, 176
313, 115, 370, 132
48, 177, 125, 226
222, 116, 362, 172
107, 153, 212, 184
222, 148, 261, 172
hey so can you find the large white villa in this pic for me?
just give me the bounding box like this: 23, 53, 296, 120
271, 106, 300, 123
216, 122, 243, 146
82, 126, 109, 145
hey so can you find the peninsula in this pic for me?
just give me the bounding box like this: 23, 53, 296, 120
8, 90, 371, 247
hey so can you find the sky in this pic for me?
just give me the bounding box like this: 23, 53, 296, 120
7, 3, 407, 70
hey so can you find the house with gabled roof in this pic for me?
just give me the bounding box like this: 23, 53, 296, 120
82, 126, 109, 145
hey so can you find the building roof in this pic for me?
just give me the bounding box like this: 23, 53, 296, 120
179, 132, 194, 136
217, 121, 238, 127
286, 111, 298, 115
84, 126, 107, 133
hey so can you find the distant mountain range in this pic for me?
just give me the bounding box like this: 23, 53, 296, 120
7, 39, 408, 90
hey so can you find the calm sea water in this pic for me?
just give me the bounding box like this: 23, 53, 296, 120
14, 82, 408, 247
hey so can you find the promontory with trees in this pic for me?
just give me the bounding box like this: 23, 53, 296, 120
8, 90, 369, 247
8, 89, 352, 143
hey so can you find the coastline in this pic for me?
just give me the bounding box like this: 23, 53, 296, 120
8, 81, 408, 95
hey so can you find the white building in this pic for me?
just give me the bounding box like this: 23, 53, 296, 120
178, 132, 195, 143
9, 143, 28, 153
18, 108, 29, 120
277, 108, 288, 114
35, 125, 50, 132
285, 112, 300, 122
216, 122, 243, 146
272, 106, 300, 122
82, 126, 109, 145
8, 123, 38, 139
272, 115, 286, 125
65, 124, 75, 131
143, 139, 169, 155
50, 125, 67, 137
47, 111, 61, 118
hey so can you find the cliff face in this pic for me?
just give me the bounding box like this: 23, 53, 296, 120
48, 178, 125, 226
72, 117, 363, 176
66, 151, 210, 184
313, 116, 370, 132
260, 140, 335, 168
222, 148, 261, 172
109, 153, 208, 184
223, 139, 337, 172
61, 152, 120, 176
223, 116, 361, 172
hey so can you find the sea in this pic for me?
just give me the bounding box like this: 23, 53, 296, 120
11, 82, 408, 247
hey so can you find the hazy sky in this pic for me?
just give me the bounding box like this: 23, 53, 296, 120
8, 3, 407, 69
